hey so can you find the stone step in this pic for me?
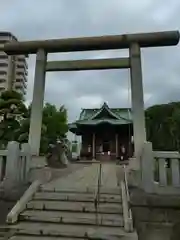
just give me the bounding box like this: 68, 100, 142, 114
10, 237, 86, 240
19, 210, 124, 227
9, 234, 137, 240
40, 186, 121, 195
0, 231, 7, 237
9, 222, 136, 239
27, 200, 123, 214
0, 226, 9, 239
34, 191, 122, 203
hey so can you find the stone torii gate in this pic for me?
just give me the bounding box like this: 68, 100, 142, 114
3, 31, 180, 157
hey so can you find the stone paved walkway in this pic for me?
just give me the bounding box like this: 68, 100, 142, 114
42, 162, 118, 191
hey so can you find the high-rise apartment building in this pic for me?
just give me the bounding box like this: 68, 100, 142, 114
0, 32, 28, 97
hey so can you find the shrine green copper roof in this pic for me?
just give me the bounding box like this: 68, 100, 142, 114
79, 102, 131, 121
68, 102, 132, 133
76, 118, 131, 125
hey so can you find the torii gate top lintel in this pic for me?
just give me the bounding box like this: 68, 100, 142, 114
3, 30, 180, 55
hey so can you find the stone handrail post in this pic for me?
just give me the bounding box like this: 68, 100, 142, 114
141, 141, 154, 193
1, 141, 31, 191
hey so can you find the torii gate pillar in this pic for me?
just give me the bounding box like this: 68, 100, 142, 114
28, 49, 47, 156
130, 43, 146, 160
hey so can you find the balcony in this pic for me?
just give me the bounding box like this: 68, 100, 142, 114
24, 75, 28, 82
16, 62, 28, 70
17, 59, 28, 69
0, 78, 6, 83
0, 62, 8, 67
0, 52, 9, 63
0, 87, 5, 93
15, 78, 27, 89
16, 73, 26, 80
0, 38, 8, 42
16, 61, 28, 71
16, 67, 28, 77
0, 81, 6, 89
16, 68, 25, 74
0, 70, 7, 76
14, 85, 26, 95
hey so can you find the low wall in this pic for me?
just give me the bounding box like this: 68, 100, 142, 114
141, 142, 180, 195
0, 141, 31, 198
130, 187, 180, 240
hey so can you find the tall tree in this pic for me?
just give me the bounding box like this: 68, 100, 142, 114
42, 103, 68, 146
145, 102, 180, 151
0, 90, 27, 120
41, 103, 68, 153
0, 90, 27, 148
17, 102, 68, 154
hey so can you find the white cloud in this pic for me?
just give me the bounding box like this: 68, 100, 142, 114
77, 95, 103, 108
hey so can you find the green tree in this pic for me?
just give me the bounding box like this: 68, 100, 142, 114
0, 90, 27, 148
0, 90, 27, 120
145, 102, 180, 151
42, 103, 68, 143
17, 102, 68, 154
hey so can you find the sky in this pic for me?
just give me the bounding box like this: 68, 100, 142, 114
1, 0, 180, 124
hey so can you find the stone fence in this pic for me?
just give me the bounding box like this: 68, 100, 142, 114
0, 141, 31, 191
141, 141, 180, 194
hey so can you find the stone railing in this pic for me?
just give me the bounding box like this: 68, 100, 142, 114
94, 163, 102, 225
0, 141, 31, 189
0, 150, 7, 182
121, 165, 133, 232
141, 142, 180, 194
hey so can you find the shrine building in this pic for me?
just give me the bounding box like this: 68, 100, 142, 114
68, 102, 134, 161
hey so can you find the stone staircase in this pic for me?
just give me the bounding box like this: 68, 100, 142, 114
0, 226, 9, 240
6, 186, 137, 239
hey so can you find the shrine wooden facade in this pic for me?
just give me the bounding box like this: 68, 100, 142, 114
69, 103, 134, 161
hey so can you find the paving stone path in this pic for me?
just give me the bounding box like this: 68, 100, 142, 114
42, 162, 118, 191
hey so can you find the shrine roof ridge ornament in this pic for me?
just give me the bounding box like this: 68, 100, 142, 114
3, 30, 180, 55
90, 102, 121, 120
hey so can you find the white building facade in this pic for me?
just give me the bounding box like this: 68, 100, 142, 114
0, 32, 28, 97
